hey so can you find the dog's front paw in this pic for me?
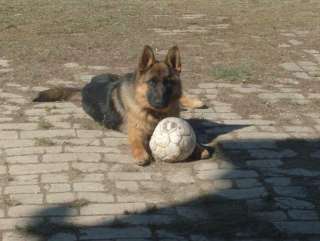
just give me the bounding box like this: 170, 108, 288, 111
133, 149, 151, 166
200, 147, 210, 159
135, 158, 151, 166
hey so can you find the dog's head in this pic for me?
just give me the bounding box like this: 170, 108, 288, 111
135, 45, 182, 111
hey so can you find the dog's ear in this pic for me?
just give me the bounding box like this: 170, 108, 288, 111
165, 46, 181, 73
138, 45, 156, 72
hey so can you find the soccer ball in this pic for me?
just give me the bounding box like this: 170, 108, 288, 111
149, 117, 196, 162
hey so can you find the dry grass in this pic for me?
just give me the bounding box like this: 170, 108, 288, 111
38, 118, 53, 129
35, 137, 55, 146
0, 0, 319, 88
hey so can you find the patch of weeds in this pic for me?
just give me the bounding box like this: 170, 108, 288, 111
15, 221, 78, 238
0, 174, 14, 183
145, 204, 158, 213
38, 118, 53, 129
68, 198, 90, 208
109, 219, 128, 228
123, 209, 139, 215
263, 193, 274, 203
69, 167, 83, 180
3, 195, 21, 206
76, 118, 103, 130
210, 65, 251, 81
35, 137, 55, 146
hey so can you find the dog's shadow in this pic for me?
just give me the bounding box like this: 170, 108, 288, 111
187, 117, 249, 144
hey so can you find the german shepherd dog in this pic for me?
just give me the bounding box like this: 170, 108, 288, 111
34, 45, 210, 165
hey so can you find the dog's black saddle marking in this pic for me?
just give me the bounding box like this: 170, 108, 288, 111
81, 74, 123, 130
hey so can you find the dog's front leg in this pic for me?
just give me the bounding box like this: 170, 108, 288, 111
128, 125, 151, 166
191, 144, 211, 160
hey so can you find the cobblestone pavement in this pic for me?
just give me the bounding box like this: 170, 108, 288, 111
1, 15, 320, 241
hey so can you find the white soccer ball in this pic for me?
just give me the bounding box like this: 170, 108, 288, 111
149, 117, 196, 162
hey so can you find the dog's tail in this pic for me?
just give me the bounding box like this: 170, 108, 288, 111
33, 87, 82, 102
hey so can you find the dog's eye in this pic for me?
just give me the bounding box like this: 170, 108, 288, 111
148, 79, 157, 86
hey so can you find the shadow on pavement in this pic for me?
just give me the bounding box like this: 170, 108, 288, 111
15, 119, 320, 240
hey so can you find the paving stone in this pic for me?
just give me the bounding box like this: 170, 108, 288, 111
9, 163, 69, 175
48, 233, 77, 241
288, 210, 319, 220
43, 153, 101, 162
166, 169, 195, 183
6, 155, 39, 163
236, 131, 290, 140
10, 194, 43, 204
8, 205, 77, 217
6, 146, 62, 156
2, 231, 41, 241
274, 221, 320, 234
236, 178, 262, 188
117, 193, 166, 203
116, 181, 139, 192
76, 192, 114, 202
0, 123, 38, 130
73, 182, 105, 192
71, 162, 108, 173
265, 177, 291, 186
288, 39, 303, 46
0, 58, 10, 67
0, 165, 7, 174
74, 173, 104, 182
279, 43, 291, 48
248, 149, 297, 159
246, 159, 283, 168
4, 185, 40, 194
64, 62, 80, 68
0, 217, 43, 230
139, 181, 163, 190
53, 137, 100, 146
46, 193, 76, 203
41, 173, 69, 183
196, 169, 258, 180
44, 183, 71, 192
0, 130, 18, 139
283, 126, 314, 133
103, 153, 133, 163
80, 203, 147, 215
76, 129, 104, 138
280, 62, 303, 72
273, 186, 307, 198
50, 215, 115, 226
157, 230, 188, 240
247, 198, 272, 211
275, 197, 315, 209
8, 175, 39, 185
176, 206, 210, 220
118, 214, 174, 227
78, 74, 95, 82
20, 129, 76, 139
254, 211, 287, 221
108, 172, 153, 180
65, 145, 120, 154
293, 72, 311, 80
79, 227, 151, 240
103, 137, 128, 146
215, 187, 267, 200
193, 162, 219, 171
285, 168, 320, 177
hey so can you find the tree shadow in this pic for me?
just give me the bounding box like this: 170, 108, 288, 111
14, 119, 320, 240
